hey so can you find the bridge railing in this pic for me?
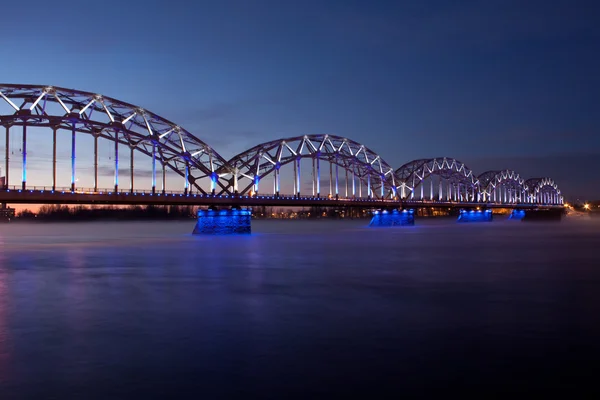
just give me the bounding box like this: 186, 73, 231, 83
0, 186, 562, 206
0, 186, 398, 202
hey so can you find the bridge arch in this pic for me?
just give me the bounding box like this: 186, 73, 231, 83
223, 134, 397, 198
0, 84, 230, 194
395, 158, 479, 201
477, 169, 528, 203
525, 178, 563, 204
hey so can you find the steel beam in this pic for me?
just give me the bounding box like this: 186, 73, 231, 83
71, 122, 76, 191
52, 127, 57, 191
22, 122, 26, 190
4, 125, 8, 189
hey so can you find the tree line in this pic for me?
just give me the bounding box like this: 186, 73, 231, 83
16, 205, 196, 221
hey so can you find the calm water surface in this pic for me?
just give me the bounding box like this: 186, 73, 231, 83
1, 217, 599, 397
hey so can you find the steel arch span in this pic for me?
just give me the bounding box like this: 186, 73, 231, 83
0, 84, 230, 194
0, 83, 567, 207
525, 178, 563, 205
478, 170, 528, 203
223, 134, 397, 198
395, 158, 479, 201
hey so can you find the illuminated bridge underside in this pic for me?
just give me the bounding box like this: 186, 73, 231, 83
0, 83, 564, 206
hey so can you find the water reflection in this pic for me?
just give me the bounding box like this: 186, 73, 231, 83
0, 218, 598, 396
0, 272, 10, 384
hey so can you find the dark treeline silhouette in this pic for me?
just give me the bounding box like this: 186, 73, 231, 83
253, 205, 371, 219
16, 205, 196, 221
14, 205, 375, 222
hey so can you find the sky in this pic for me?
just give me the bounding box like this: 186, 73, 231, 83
0, 0, 599, 200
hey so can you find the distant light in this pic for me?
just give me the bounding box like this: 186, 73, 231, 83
584, 203, 590, 210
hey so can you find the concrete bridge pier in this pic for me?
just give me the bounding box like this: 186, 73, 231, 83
193, 207, 252, 235
369, 208, 415, 227
457, 208, 493, 222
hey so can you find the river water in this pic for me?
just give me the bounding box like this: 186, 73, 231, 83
0, 217, 599, 397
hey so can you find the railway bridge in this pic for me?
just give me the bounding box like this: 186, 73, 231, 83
0, 84, 564, 232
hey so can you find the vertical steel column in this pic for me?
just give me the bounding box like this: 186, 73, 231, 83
162, 163, 166, 194
358, 177, 362, 198
4, 126, 8, 189
345, 168, 348, 198
211, 171, 216, 194
114, 130, 119, 192
233, 170, 238, 194
276, 166, 280, 196
311, 158, 315, 197
438, 180, 442, 201
152, 143, 156, 194
329, 162, 332, 197
93, 135, 98, 192
130, 147, 134, 193
296, 158, 301, 197
293, 159, 297, 195
71, 122, 76, 191
430, 179, 433, 200
367, 174, 370, 199
316, 157, 320, 197
184, 163, 189, 194
381, 175, 384, 199
335, 163, 339, 197
352, 169, 355, 197
22, 122, 26, 190
52, 127, 57, 191
420, 182, 424, 199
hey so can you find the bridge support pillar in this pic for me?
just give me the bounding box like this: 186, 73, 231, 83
457, 209, 493, 222
509, 209, 526, 220
369, 209, 414, 227
193, 207, 252, 235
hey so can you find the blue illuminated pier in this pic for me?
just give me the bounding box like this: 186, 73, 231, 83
509, 210, 526, 220
193, 208, 252, 235
457, 209, 493, 222
369, 209, 415, 227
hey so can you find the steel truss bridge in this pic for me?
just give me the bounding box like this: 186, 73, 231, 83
0, 84, 563, 209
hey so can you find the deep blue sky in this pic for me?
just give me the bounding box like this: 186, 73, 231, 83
1, 0, 599, 199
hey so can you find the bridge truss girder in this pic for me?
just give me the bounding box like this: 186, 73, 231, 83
395, 158, 479, 201
0, 84, 566, 206
0, 84, 230, 194
222, 134, 397, 198
525, 177, 563, 205
478, 170, 529, 204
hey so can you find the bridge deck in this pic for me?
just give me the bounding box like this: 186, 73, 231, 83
0, 188, 563, 209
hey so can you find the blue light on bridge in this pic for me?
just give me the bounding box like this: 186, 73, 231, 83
193, 208, 252, 235
370, 208, 414, 226
457, 209, 493, 222
509, 210, 526, 220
